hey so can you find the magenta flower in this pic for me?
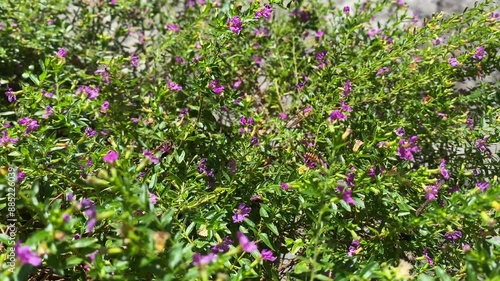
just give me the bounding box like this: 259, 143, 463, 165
103, 150, 119, 163
475, 136, 489, 152
100, 101, 110, 112
343, 6, 350, 14
444, 230, 462, 241
395, 127, 405, 137
149, 193, 158, 205
211, 236, 233, 254
472, 46, 487, 60
439, 159, 450, 179
448, 57, 459, 67
168, 81, 182, 91
343, 80, 351, 97
237, 231, 258, 252
130, 54, 139, 67
42, 106, 53, 119
94, 66, 111, 84
85, 127, 97, 137
81, 198, 97, 233
209, 80, 224, 94
315, 30, 324, 38
347, 240, 360, 257
56, 48, 67, 58
227, 16, 243, 34
143, 149, 160, 164
476, 182, 489, 192
329, 110, 347, 121
63, 213, 71, 222
423, 247, 433, 266
255, 4, 273, 21
18, 117, 39, 134
337, 185, 356, 205
165, 23, 180, 33
17, 170, 25, 182
0, 130, 18, 146
5, 86, 16, 102
397, 136, 419, 161
232, 203, 251, 223
77, 85, 100, 100
192, 252, 216, 266
261, 249, 277, 261
376, 67, 390, 76
280, 182, 290, 191
424, 185, 438, 201
15, 241, 42, 267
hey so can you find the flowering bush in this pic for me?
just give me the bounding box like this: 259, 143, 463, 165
1, 0, 499, 280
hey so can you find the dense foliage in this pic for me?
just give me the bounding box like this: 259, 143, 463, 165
1, 0, 499, 280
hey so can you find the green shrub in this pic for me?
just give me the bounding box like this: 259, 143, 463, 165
1, 0, 499, 280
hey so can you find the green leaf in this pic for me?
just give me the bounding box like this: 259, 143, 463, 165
294, 261, 310, 274
266, 222, 279, 236
435, 266, 452, 281
258, 233, 274, 251
65, 256, 83, 268
73, 238, 98, 248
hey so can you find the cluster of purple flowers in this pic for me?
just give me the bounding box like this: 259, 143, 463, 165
94, 66, 111, 84
0, 130, 18, 146
239, 116, 254, 134
347, 239, 360, 257
255, 4, 273, 21
197, 158, 214, 178
76, 85, 100, 100
18, 117, 39, 135
227, 16, 243, 34
397, 136, 419, 161
444, 230, 462, 241
329, 100, 352, 122
315, 51, 329, 69
209, 80, 224, 94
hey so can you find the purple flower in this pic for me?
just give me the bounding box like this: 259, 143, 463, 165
85, 127, 96, 137
15, 241, 42, 267
103, 150, 119, 163
67, 193, 74, 201
448, 57, 459, 67
397, 136, 419, 161
77, 85, 100, 100
63, 213, 71, 222
472, 46, 487, 60
165, 24, 180, 33
368, 28, 381, 37
316, 51, 328, 69
100, 101, 110, 112
149, 193, 158, 205
94, 66, 111, 84
261, 249, 277, 261
315, 30, 324, 38
56, 48, 67, 58
444, 231, 462, 241
228, 160, 237, 174
209, 80, 224, 94
376, 67, 390, 76
423, 247, 433, 266
253, 55, 264, 68
255, 4, 273, 20
280, 182, 290, 191
337, 184, 356, 205
343, 6, 350, 14
143, 149, 160, 164
18, 117, 39, 134
192, 252, 217, 266
130, 54, 139, 67
211, 236, 233, 254
490, 12, 500, 20
237, 231, 258, 252
168, 81, 182, 91
343, 80, 351, 97
329, 110, 347, 121
0, 130, 19, 146
432, 37, 445, 45
347, 240, 360, 257
17, 170, 25, 182
227, 16, 243, 34
81, 198, 97, 233
42, 89, 54, 98
475, 136, 489, 152
340, 100, 352, 112
346, 171, 355, 188
42, 106, 53, 119
232, 203, 251, 223
279, 113, 287, 120
439, 159, 450, 179
395, 127, 405, 137
476, 182, 489, 192
425, 185, 438, 201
